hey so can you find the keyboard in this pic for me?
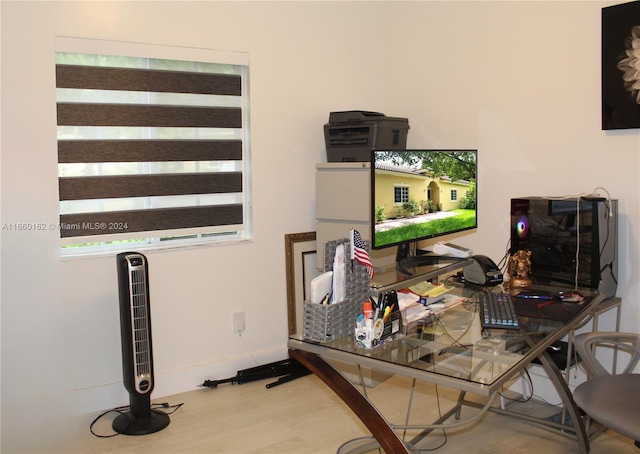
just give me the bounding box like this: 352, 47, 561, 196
479, 292, 520, 330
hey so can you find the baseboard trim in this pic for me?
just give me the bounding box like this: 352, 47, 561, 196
68, 346, 288, 416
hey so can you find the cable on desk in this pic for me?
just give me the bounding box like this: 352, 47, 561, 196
430, 294, 479, 350
498, 237, 512, 276
400, 318, 497, 448
498, 368, 534, 403
432, 318, 470, 350
417, 382, 449, 451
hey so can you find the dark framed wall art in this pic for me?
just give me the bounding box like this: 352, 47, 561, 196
602, 1, 640, 130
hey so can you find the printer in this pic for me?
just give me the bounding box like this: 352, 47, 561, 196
324, 111, 409, 162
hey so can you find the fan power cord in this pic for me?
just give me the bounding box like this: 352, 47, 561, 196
89, 402, 183, 438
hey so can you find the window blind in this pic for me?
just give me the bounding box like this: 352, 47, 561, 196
55, 46, 250, 248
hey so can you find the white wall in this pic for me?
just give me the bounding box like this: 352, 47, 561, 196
1, 1, 638, 452
388, 0, 639, 322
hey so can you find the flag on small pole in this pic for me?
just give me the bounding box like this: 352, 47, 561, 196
350, 229, 374, 279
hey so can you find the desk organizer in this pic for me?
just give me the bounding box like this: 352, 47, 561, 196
381, 310, 402, 340
303, 238, 371, 343
355, 291, 403, 349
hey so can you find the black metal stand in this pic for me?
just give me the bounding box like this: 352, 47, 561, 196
202, 358, 310, 389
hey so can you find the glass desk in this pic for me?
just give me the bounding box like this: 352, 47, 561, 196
288, 279, 617, 454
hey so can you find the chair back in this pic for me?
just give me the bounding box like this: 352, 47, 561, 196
573, 332, 640, 378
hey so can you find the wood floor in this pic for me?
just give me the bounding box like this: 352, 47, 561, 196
68, 372, 637, 454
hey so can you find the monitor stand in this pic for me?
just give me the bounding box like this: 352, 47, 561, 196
395, 242, 465, 275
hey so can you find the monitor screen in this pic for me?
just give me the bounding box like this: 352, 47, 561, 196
371, 149, 477, 252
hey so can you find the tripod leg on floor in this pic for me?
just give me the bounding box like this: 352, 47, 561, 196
266, 368, 312, 389
203, 358, 310, 388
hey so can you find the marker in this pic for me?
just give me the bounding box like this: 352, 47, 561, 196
363, 301, 373, 319
383, 306, 391, 323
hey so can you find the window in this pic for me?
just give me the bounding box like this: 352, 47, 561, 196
451, 189, 458, 201
55, 38, 251, 256
394, 186, 409, 204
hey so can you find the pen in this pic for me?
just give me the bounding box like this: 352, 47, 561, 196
517, 294, 554, 300
373, 299, 380, 321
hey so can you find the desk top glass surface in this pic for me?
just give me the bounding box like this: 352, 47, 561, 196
289, 266, 606, 394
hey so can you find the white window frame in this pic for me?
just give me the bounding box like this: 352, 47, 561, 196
55, 37, 252, 258
394, 185, 409, 205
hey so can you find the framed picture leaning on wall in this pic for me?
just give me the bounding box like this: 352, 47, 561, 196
284, 232, 320, 335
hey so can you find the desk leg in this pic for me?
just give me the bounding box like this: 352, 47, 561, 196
288, 349, 410, 454
537, 349, 589, 454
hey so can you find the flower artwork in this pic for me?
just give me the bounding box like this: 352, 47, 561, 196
602, 1, 640, 130
617, 25, 640, 104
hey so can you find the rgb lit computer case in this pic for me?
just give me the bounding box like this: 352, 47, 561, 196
510, 197, 618, 298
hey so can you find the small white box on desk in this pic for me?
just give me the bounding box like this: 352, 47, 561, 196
432, 242, 473, 258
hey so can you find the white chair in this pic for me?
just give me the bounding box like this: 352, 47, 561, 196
572, 332, 640, 446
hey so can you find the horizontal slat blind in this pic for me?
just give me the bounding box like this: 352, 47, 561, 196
57, 104, 242, 128
57, 140, 243, 163
59, 172, 243, 200
60, 205, 243, 238
60, 172, 242, 200
56, 47, 249, 246
56, 65, 242, 95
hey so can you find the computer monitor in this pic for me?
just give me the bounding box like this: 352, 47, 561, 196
371, 149, 477, 269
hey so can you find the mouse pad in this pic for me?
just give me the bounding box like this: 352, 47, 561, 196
513, 296, 590, 322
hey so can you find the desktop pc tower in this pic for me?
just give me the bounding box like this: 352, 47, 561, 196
510, 197, 618, 298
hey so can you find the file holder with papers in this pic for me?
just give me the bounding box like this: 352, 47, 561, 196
303, 238, 370, 342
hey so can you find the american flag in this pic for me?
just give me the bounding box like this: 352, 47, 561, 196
351, 229, 374, 279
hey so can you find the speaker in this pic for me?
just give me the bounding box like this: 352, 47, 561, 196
114, 252, 170, 435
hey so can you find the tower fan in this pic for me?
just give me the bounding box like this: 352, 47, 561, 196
114, 252, 170, 435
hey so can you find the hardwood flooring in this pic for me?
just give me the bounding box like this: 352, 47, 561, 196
68, 373, 637, 454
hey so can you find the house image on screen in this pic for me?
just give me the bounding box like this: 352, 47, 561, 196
374, 161, 472, 221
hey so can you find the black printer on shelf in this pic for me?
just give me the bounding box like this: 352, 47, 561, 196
324, 110, 409, 162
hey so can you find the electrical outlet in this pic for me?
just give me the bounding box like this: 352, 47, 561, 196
232, 312, 245, 335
